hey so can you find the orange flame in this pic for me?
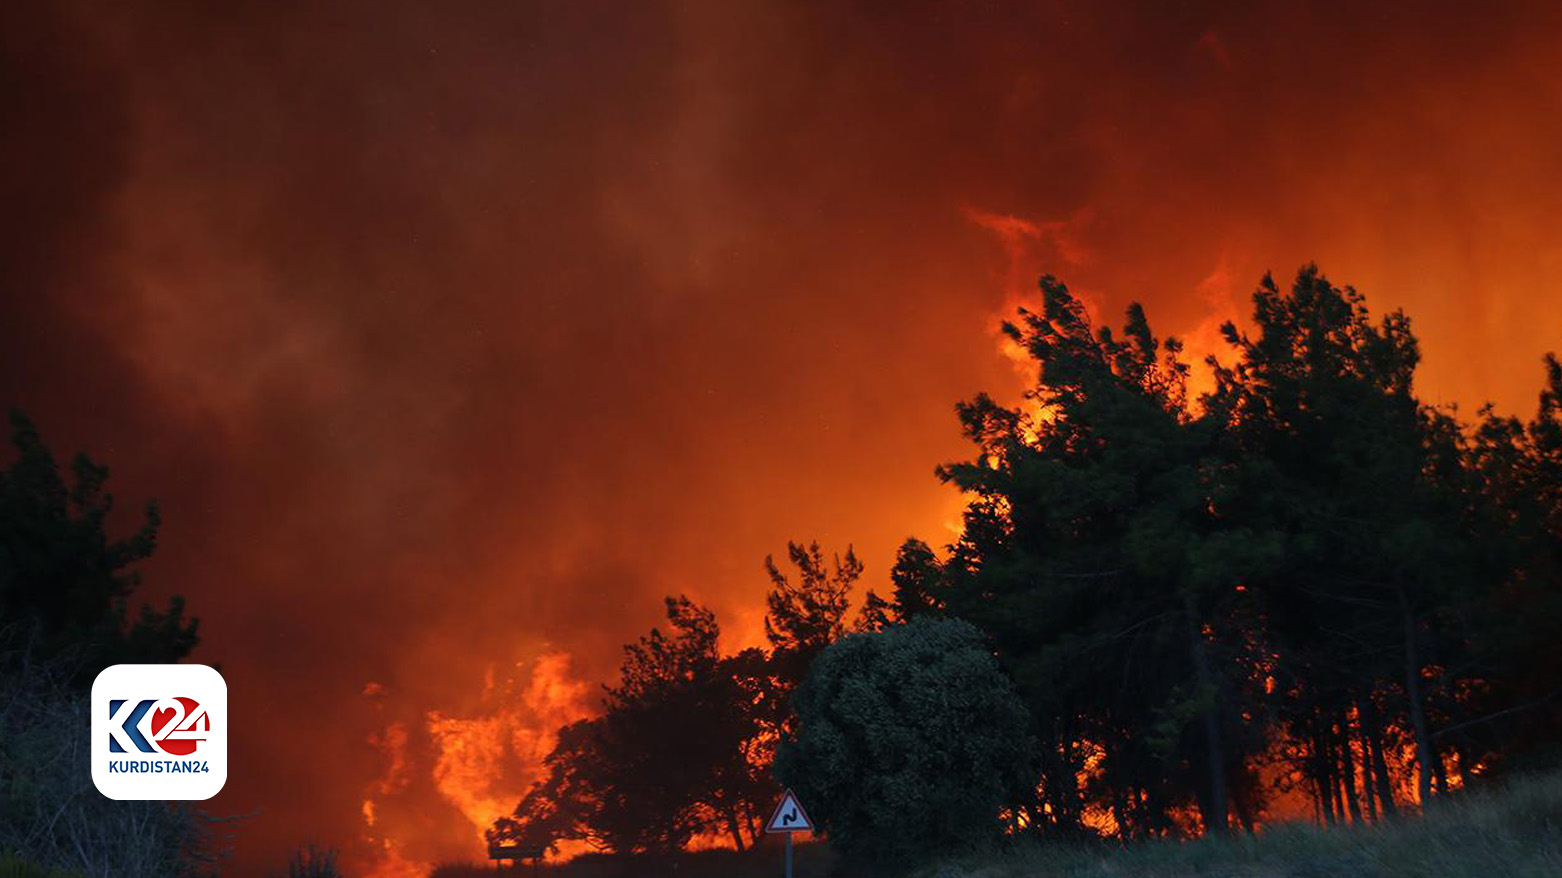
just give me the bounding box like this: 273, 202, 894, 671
359, 652, 593, 875
427, 652, 591, 841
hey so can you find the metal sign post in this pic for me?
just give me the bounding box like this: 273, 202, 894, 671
764, 790, 814, 878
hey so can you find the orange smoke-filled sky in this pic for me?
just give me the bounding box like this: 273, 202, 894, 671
4, 1, 1562, 874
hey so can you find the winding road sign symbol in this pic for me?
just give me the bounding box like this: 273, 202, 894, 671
765, 790, 814, 833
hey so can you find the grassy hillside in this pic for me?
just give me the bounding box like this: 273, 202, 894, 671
923, 772, 1562, 878
423, 773, 1561, 878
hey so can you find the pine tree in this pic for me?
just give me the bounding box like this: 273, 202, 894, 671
0, 410, 198, 679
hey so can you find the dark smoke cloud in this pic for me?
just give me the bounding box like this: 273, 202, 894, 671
4, 1, 1562, 873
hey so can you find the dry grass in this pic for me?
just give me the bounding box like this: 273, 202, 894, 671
922, 772, 1562, 878
399, 773, 1562, 878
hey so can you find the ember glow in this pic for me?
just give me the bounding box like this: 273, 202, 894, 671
4, 1, 1562, 873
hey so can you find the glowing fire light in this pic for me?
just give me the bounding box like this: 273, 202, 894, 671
359, 652, 592, 874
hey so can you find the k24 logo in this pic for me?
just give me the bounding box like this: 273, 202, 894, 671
107, 696, 211, 756
92, 664, 228, 800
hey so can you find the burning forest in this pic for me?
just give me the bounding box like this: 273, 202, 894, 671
4, 1, 1562, 877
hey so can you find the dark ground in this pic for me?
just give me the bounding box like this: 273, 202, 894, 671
428, 838, 832, 878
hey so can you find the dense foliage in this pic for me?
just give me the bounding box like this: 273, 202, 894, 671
0, 414, 207, 878
776, 618, 1033, 871
489, 543, 865, 855
895, 267, 1562, 838
0, 411, 198, 681
494, 266, 1562, 869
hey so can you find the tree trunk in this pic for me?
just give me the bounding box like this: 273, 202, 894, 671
1106, 756, 1131, 840
1339, 713, 1363, 825
1316, 766, 1336, 826
1231, 774, 1257, 835
746, 811, 761, 847
1184, 593, 1228, 835
1325, 734, 1345, 826
1399, 589, 1435, 807
1359, 710, 1377, 822
726, 813, 746, 852
1360, 694, 1398, 818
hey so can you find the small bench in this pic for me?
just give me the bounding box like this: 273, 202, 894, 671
488, 843, 547, 871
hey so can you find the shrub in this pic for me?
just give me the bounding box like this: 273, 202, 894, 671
776, 618, 1034, 873
0, 642, 202, 878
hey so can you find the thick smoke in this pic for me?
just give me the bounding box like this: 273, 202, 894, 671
4, 1, 1562, 873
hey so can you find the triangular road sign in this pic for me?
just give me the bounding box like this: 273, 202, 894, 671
765, 789, 814, 833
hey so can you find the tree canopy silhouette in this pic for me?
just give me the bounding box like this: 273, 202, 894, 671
491, 596, 767, 854
883, 266, 1562, 838
0, 410, 198, 680
0, 411, 204, 877
492, 542, 865, 855
495, 267, 1562, 864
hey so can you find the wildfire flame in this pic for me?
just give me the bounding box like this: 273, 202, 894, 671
359, 652, 592, 876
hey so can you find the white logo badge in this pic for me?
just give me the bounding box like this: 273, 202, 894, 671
91, 664, 228, 800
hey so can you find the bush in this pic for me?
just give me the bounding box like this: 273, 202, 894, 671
0, 640, 203, 878
776, 618, 1035, 873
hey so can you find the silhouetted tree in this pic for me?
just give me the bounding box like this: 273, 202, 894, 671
1207, 267, 1521, 815
764, 541, 860, 684
749, 542, 864, 814
900, 267, 1560, 839
713, 646, 779, 846
1461, 352, 1562, 776
0, 410, 198, 680
856, 539, 946, 633
492, 597, 764, 855
500, 267, 1562, 860
921, 277, 1268, 836
0, 412, 206, 876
